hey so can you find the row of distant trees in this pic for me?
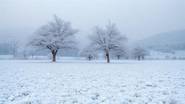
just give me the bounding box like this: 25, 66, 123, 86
0, 15, 148, 63
0, 41, 18, 56
80, 46, 147, 61
28, 15, 148, 63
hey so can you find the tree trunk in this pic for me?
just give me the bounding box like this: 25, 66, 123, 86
117, 55, 120, 60
88, 55, 92, 61
138, 56, 141, 61
51, 50, 57, 62
105, 50, 110, 63
142, 56, 144, 60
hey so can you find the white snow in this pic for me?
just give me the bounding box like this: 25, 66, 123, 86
0, 60, 185, 104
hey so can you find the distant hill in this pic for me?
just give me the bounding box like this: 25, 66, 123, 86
138, 29, 185, 51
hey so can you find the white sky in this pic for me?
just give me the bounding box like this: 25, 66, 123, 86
0, 0, 185, 43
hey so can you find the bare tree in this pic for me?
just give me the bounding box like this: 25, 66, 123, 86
30, 15, 78, 62
112, 46, 128, 60
132, 46, 148, 60
89, 22, 127, 63
80, 45, 98, 61
11, 40, 19, 58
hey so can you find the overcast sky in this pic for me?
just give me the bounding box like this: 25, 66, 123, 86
0, 0, 185, 43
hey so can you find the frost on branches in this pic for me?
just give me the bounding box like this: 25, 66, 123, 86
30, 15, 78, 62
89, 22, 127, 63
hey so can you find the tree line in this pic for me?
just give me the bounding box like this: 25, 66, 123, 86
0, 15, 148, 62
29, 15, 148, 63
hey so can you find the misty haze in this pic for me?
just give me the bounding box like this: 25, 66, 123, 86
0, 0, 185, 104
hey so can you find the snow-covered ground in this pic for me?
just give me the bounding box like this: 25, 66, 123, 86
0, 60, 185, 104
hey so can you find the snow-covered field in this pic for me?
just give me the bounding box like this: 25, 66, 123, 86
0, 60, 185, 104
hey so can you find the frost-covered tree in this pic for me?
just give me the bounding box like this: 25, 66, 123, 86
30, 15, 78, 62
132, 46, 148, 60
112, 46, 128, 60
0, 40, 19, 56
80, 45, 97, 61
11, 40, 19, 58
89, 22, 127, 63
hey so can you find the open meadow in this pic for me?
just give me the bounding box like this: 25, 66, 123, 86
0, 60, 185, 104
